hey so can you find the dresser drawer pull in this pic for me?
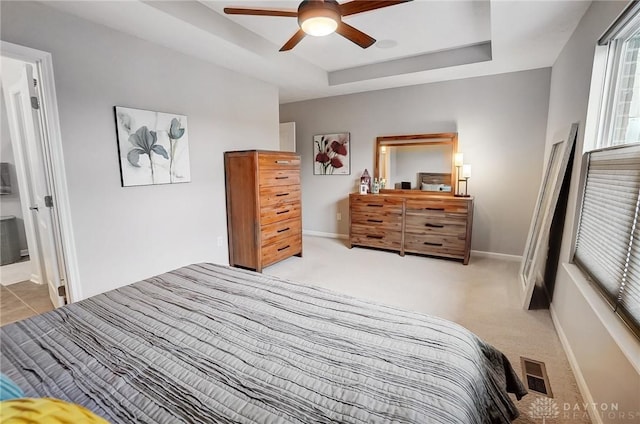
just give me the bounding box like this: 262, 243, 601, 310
424, 207, 445, 211
275, 160, 290, 164
367, 219, 383, 223
275, 193, 290, 197
424, 223, 444, 228
275, 176, 289, 180
366, 235, 384, 239
276, 227, 290, 233
366, 204, 384, 207
277, 245, 290, 251
423, 241, 443, 246
276, 209, 290, 215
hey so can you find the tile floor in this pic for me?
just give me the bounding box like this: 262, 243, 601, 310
0, 281, 54, 326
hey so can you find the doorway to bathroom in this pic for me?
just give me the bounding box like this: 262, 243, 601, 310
0, 41, 79, 317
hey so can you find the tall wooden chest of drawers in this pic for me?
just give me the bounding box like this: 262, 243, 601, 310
224, 150, 302, 272
349, 193, 473, 264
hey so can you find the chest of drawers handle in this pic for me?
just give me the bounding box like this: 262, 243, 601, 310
366, 204, 384, 208
424, 223, 444, 228
366, 235, 384, 239
423, 241, 443, 246
276, 192, 290, 197
424, 207, 445, 211
275, 176, 289, 180
367, 219, 383, 223
276, 227, 290, 233
275, 160, 290, 164
277, 245, 290, 251
276, 209, 290, 215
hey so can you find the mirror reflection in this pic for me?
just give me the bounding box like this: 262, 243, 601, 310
375, 133, 458, 194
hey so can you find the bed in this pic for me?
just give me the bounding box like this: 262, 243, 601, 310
1, 263, 526, 423
417, 172, 453, 192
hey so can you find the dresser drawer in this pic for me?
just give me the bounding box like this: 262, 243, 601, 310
404, 213, 466, 236
258, 153, 301, 170
350, 195, 403, 214
350, 230, 402, 250
261, 233, 302, 267
350, 216, 402, 232
261, 203, 302, 225
404, 233, 466, 257
259, 168, 300, 187
261, 218, 301, 245
260, 185, 301, 208
405, 198, 468, 214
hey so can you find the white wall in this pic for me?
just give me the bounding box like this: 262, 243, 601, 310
0, 1, 279, 299
544, 1, 640, 421
280, 69, 551, 255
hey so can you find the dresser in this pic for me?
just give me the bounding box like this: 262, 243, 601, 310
224, 150, 302, 272
349, 193, 473, 264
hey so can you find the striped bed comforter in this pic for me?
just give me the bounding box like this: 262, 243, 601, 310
1, 263, 526, 423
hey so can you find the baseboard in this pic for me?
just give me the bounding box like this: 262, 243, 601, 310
0, 260, 32, 286
302, 235, 523, 260
303, 230, 349, 240
470, 250, 522, 262
550, 304, 602, 424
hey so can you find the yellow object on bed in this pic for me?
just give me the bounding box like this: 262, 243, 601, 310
0, 398, 109, 423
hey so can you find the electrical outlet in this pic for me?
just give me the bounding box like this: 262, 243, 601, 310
337, 212, 342, 221
217, 236, 224, 247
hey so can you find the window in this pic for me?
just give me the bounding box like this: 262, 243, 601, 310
597, 2, 640, 149
574, 145, 640, 334
575, 2, 640, 336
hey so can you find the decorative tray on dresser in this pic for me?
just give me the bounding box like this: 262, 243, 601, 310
224, 150, 302, 272
349, 192, 473, 264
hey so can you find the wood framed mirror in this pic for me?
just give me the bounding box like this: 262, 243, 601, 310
375, 132, 458, 194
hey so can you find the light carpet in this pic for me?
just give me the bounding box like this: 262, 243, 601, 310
264, 235, 591, 424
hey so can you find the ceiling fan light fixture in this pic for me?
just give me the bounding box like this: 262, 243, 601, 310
301, 16, 338, 36
298, 0, 341, 37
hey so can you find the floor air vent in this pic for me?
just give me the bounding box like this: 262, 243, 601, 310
521, 357, 553, 397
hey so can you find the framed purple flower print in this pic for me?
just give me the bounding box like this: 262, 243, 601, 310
313, 133, 350, 175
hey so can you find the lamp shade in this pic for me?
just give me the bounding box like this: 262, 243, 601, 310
462, 164, 472, 178
454, 153, 464, 167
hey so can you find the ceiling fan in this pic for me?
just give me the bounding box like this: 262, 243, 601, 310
224, 0, 412, 51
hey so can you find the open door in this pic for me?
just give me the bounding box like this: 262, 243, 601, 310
5, 64, 65, 307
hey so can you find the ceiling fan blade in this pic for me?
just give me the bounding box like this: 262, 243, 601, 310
223, 7, 297, 17
339, 0, 412, 17
335, 21, 376, 49
280, 29, 306, 51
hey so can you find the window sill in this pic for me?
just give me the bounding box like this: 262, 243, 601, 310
562, 262, 640, 374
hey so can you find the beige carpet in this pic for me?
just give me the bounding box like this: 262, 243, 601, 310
265, 236, 591, 424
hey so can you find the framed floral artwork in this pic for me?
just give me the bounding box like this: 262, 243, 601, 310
313, 133, 350, 175
114, 106, 191, 187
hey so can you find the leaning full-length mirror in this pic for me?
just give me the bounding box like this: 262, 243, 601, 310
520, 123, 578, 309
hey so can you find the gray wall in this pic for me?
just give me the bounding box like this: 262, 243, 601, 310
1, 2, 279, 298
545, 1, 640, 420
280, 69, 551, 255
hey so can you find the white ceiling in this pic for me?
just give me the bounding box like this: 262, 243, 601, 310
45, 1, 591, 103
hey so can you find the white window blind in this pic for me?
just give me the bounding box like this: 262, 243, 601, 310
574, 145, 640, 333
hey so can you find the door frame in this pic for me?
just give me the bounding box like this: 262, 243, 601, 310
1, 40, 82, 302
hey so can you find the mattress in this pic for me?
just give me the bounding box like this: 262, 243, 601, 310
1, 263, 526, 423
